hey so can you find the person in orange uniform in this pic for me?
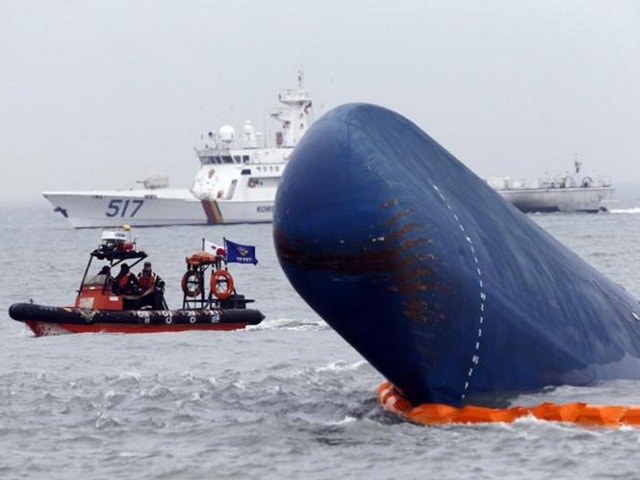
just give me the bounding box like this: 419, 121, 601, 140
113, 263, 140, 309
137, 261, 166, 309
114, 263, 139, 295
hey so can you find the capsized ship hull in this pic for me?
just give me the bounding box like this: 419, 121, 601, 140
273, 103, 640, 407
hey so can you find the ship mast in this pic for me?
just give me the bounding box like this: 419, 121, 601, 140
271, 70, 314, 147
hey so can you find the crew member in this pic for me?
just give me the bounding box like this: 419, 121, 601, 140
114, 263, 139, 296
87, 265, 113, 287
137, 261, 166, 309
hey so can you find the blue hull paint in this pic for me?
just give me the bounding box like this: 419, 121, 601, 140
273, 103, 640, 407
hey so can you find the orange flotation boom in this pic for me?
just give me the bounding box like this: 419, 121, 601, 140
378, 381, 640, 428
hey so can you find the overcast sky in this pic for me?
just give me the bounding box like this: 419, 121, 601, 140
1, 0, 639, 202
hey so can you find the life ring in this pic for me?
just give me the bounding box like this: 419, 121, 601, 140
181, 271, 203, 298
581, 176, 593, 187
211, 269, 234, 300
248, 179, 257, 188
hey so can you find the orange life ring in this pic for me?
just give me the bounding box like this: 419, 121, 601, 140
210, 269, 234, 300
181, 271, 203, 298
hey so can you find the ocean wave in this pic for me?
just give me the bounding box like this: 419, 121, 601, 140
249, 317, 328, 331
317, 360, 369, 373
608, 207, 640, 214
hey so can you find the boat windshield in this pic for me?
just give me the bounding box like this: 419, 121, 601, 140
84, 273, 112, 287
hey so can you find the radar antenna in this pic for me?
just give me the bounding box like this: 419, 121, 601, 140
297, 68, 304, 89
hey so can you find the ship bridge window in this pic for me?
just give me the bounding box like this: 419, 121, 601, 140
222, 155, 233, 164
243, 155, 250, 163
234, 155, 242, 163
202, 156, 215, 164
241, 169, 252, 175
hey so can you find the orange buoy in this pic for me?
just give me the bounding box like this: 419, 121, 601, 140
211, 269, 234, 300
377, 381, 640, 428
181, 271, 203, 298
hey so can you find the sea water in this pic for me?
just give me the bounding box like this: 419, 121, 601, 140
2, 189, 640, 480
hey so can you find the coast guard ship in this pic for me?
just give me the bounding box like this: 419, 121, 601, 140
43, 75, 314, 228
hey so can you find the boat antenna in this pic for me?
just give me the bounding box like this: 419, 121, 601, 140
298, 68, 304, 90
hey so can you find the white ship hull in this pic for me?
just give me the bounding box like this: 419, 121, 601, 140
497, 186, 613, 213
487, 163, 614, 213
43, 189, 274, 228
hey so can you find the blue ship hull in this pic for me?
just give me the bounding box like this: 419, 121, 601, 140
273, 103, 640, 407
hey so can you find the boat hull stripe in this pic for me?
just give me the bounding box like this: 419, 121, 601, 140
201, 199, 223, 224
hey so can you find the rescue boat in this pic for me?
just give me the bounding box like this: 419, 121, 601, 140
273, 103, 640, 414
9, 227, 264, 336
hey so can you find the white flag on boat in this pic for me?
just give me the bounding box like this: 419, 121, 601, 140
204, 240, 225, 256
